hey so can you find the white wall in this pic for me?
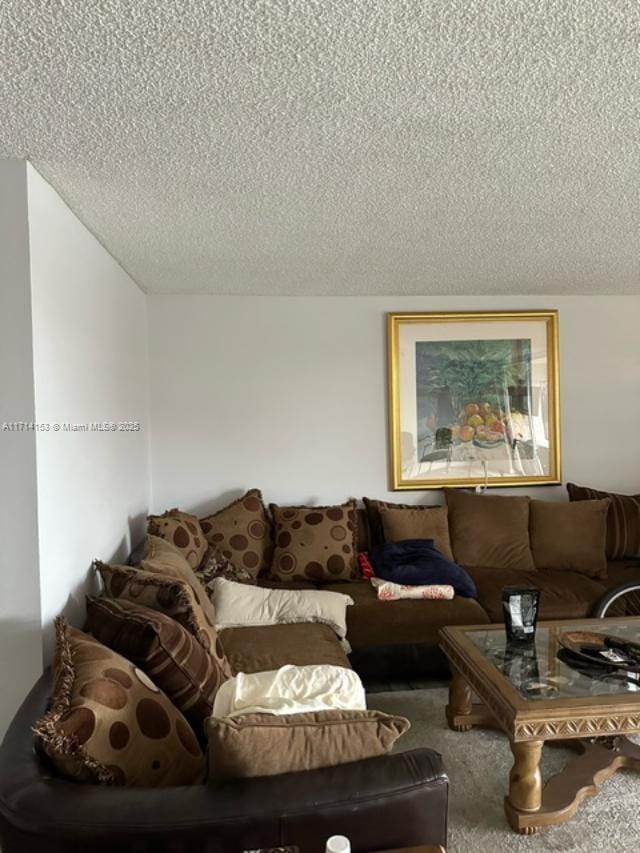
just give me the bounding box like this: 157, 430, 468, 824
0, 161, 44, 734
148, 295, 640, 516
27, 165, 151, 659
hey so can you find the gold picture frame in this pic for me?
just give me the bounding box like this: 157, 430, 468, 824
388, 310, 561, 490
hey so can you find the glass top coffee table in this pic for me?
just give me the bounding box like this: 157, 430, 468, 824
439, 617, 640, 834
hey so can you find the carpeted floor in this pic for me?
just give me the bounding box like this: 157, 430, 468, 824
369, 687, 640, 853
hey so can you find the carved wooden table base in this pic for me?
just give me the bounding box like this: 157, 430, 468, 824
504, 735, 640, 834
446, 672, 640, 834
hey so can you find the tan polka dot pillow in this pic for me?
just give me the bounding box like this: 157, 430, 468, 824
95, 560, 231, 681
34, 617, 205, 786
147, 509, 208, 570
269, 501, 358, 584
200, 489, 273, 579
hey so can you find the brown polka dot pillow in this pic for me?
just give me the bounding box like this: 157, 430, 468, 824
34, 617, 205, 786
86, 596, 225, 727
95, 560, 231, 682
269, 501, 358, 584
147, 509, 208, 570
199, 489, 273, 579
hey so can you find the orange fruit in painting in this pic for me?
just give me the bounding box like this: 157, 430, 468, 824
464, 403, 480, 416
490, 420, 505, 434
460, 425, 475, 442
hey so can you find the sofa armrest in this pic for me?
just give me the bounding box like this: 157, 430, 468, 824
0, 672, 448, 853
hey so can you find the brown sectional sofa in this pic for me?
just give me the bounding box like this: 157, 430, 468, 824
257, 508, 640, 681
2, 489, 638, 853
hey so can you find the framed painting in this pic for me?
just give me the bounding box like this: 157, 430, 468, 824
387, 310, 561, 490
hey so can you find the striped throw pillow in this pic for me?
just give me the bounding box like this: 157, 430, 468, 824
86, 596, 224, 727
567, 483, 640, 560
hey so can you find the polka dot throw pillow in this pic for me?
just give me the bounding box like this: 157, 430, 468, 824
200, 489, 273, 579
147, 509, 208, 570
269, 501, 358, 584
34, 617, 205, 786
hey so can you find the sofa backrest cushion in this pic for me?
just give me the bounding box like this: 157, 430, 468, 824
199, 489, 273, 579
86, 596, 222, 727
34, 618, 205, 787
530, 498, 610, 578
363, 497, 436, 547
269, 501, 358, 584
567, 483, 640, 560
379, 505, 454, 561
445, 490, 535, 572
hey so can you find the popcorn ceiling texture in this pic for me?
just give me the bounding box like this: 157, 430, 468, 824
1, 1, 638, 295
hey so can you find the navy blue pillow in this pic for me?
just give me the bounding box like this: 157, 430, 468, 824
370, 539, 478, 598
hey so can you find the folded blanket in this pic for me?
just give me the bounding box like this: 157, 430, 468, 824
370, 539, 477, 598
212, 664, 366, 718
371, 578, 455, 601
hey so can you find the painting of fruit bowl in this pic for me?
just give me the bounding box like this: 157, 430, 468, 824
388, 311, 561, 489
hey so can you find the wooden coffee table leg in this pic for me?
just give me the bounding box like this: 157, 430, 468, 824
446, 669, 473, 731
505, 740, 543, 834
505, 736, 640, 834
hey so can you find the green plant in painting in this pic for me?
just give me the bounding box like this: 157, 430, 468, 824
415, 338, 532, 447
418, 339, 530, 413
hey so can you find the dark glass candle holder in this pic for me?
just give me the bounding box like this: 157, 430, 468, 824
502, 586, 540, 644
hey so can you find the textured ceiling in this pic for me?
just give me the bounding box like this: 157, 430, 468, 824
1, 1, 639, 295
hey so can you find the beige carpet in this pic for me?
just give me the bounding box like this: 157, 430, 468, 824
370, 688, 640, 853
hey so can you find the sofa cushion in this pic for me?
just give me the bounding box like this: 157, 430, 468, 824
445, 490, 535, 571
465, 566, 605, 622
95, 561, 231, 681
34, 618, 204, 787
219, 623, 352, 675
200, 489, 273, 578
322, 581, 490, 648
568, 483, 640, 560
363, 497, 441, 547
379, 506, 454, 560
257, 577, 318, 590
600, 559, 640, 591
592, 561, 640, 616
206, 710, 409, 782
85, 596, 224, 727
147, 509, 208, 570
530, 498, 610, 578
269, 501, 359, 584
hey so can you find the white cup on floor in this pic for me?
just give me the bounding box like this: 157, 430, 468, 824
326, 836, 351, 853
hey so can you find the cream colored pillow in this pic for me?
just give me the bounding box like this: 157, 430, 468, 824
210, 576, 353, 640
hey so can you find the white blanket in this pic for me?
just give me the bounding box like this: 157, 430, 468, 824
371, 578, 454, 601
212, 664, 366, 718
211, 576, 353, 640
